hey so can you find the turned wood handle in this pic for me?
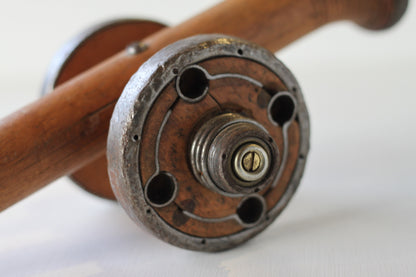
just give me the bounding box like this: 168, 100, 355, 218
0, 0, 407, 211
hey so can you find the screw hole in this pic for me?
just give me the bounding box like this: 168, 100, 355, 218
201, 239, 206, 244
132, 135, 139, 141
237, 196, 265, 225
146, 209, 151, 214
222, 153, 227, 159
172, 68, 179, 75
268, 93, 296, 126
145, 172, 177, 207
177, 66, 208, 102
237, 49, 243, 55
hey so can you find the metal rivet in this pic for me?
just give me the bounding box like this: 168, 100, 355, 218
126, 41, 148, 55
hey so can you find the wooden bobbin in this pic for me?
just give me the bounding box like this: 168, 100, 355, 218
0, 0, 408, 215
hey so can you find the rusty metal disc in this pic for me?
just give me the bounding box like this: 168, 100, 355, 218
108, 34, 310, 251
41, 19, 166, 200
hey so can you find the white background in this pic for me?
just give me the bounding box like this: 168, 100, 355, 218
0, 0, 415, 276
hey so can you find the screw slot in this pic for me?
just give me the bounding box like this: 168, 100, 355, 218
233, 143, 270, 183
242, 151, 261, 172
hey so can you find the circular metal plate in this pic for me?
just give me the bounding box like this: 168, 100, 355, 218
41, 19, 166, 200
108, 34, 310, 251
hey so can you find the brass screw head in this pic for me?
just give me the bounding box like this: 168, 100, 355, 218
242, 151, 261, 172
233, 143, 270, 184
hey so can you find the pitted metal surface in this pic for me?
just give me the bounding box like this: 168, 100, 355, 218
107, 34, 310, 251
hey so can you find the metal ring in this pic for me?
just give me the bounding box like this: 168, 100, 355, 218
108, 34, 310, 251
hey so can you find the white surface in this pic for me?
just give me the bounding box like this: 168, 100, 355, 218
0, 0, 415, 276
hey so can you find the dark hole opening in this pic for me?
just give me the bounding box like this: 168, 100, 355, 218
237, 197, 264, 225
178, 67, 208, 100
146, 172, 176, 206
269, 94, 295, 126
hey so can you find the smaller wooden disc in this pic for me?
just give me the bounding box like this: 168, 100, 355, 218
42, 19, 166, 200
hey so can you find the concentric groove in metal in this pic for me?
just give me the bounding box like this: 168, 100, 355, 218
190, 112, 273, 197
154, 109, 172, 172
268, 92, 298, 188
182, 194, 267, 228
107, 34, 310, 251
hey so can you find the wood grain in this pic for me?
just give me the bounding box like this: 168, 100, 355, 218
0, 0, 407, 211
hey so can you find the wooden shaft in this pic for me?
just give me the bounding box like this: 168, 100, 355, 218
0, 0, 406, 211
